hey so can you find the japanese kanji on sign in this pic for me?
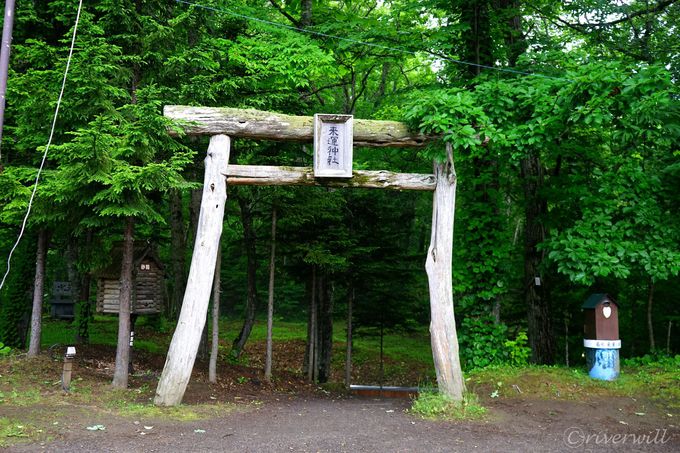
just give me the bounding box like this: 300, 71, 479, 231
313, 114, 353, 178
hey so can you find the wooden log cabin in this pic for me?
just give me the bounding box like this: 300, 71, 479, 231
96, 246, 164, 315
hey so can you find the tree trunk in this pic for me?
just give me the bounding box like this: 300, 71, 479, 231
112, 217, 135, 388
459, 0, 493, 78
425, 144, 465, 402
306, 267, 317, 382
498, 0, 528, 66
667, 320, 672, 354
318, 277, 334, 383
209, 243, 221, 383
521, 152, 555, 364
65, 232, 92, 345
231, 194, 259, 358
155, 135, 230, 406
373, 62, 391, 108
647, 279, 655, 351
128, 314, 138, 375
66, 236, 80, 315
73, 230, 93, 344
564, 313, 570, 367
492, 298, 501, 324
345, 285, 354, 389
301, 0, 312, 26
379, 320, 385, 389
27, 229, 48, 357
75, 272, 91, 344
265, 207, 277, 382
313, 269, 321, 383
169, 189, 187, 319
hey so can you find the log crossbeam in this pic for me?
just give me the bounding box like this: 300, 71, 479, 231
164, 106, 434, 148
224, 165, 436, 191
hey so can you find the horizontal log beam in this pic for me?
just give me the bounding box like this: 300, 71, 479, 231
224, 165, 436, 191
164, 106, 432, 148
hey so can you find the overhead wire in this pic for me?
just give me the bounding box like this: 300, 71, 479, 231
175, 0, 571, 82
0, 0, 84, 291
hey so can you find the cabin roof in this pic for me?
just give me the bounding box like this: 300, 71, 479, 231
582, 293, 618, 309
96, 245, 163, 279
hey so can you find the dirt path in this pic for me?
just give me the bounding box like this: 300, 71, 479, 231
6, 395, 678, 452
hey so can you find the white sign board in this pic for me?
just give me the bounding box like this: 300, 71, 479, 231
314, 114, 353, 178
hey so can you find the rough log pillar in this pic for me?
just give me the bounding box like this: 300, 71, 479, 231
155, 134, 230, 406
426, 143, 465, 402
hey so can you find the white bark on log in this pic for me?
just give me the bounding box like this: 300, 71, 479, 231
209, 243, 221, 384
164, 106, 433, 147
225, 165, 435, 191
426, 143, 465, 402
27, 229, 48, 357
155, 135, 230, 406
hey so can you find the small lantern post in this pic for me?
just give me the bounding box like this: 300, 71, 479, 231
62, 346, 76, 392
582, 293, 621, 380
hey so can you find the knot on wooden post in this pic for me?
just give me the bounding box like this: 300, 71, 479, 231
445, 142, 456, 184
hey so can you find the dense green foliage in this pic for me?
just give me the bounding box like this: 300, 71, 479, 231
0, 0, 678, 372
458, 316, 530, 369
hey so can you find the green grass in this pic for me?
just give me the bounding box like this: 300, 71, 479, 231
466, 363, 680, 408
230, 319, 308, 342
0, 418, 40, 447
411, 391, 487, 420
219, 318, 433, 363
0, 354, 244, 448
41, 316, 118, 348
411, 363, 680, 421
0, 387, 42, 406
350, 329, 433, 366
39, 316, 679, 409
0, 355, 239, 418
105, 398, 238, 421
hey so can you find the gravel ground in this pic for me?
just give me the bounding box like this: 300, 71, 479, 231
6, 395, 678, 452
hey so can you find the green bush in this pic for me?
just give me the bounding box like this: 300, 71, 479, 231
622, 353, 680, 370
458, 316, 530, 370
0, 341, 11, 356
504, 331, 530, 366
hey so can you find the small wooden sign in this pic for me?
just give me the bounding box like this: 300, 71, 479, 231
314, 114, 353, 178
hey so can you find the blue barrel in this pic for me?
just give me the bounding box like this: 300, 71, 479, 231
584, 340, 621, 381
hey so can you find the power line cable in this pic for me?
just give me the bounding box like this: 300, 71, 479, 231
175, 0, 571, 82
0, 0, 84, 291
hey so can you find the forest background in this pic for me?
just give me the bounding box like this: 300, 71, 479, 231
0, 0, 678, 383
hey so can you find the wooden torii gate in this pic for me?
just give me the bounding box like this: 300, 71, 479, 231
154, 106, 465, 406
